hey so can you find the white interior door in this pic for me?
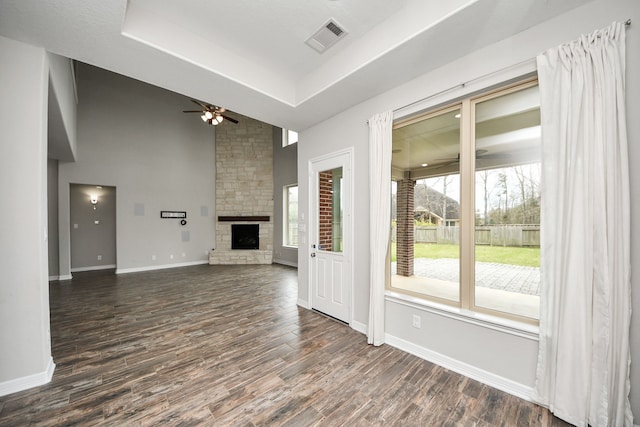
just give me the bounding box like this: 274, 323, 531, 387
309, 150, 352, 323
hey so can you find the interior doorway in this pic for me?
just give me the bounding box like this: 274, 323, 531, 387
69, 184, 116, 272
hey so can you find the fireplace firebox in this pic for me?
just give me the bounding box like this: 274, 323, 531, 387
231, 224, 259, 250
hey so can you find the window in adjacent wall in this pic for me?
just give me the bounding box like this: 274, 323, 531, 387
282, 129, 299, 147
284, 185, 299, 247
390, 79, 541, 323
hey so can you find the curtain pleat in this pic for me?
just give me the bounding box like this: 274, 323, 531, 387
367, 111, 393, 346
533, 21, 632, 427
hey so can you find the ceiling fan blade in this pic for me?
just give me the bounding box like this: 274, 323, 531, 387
477, 153, 512, 160
221, 114, 239, 124
191, 99, 208, 110
435, 150, 488, 161
183, 110, 204, 113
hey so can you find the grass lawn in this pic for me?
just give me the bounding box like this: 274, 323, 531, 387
391, 243, 540, 267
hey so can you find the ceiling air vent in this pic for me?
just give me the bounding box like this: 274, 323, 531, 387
305, 19, 347, 53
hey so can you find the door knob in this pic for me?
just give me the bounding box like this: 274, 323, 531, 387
310, 253, 316, 258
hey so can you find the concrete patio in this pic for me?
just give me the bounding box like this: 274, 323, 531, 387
391, 259, 540, 319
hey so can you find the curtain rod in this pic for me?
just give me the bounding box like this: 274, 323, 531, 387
364, 57, 536, 123
367, 18, 631, 124
393, 57, 536, 115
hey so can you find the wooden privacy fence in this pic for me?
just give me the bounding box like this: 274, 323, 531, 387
391, 225, 540, 247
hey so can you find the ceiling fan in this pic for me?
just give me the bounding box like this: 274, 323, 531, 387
183, 100, 239, 126
426, 149, 512, 171
435, 149, 511, 164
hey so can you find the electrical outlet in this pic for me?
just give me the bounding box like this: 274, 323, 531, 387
412, 314, 421, 329
169, 254, 174, 259
181, 252, 186, 258
151, 255, 156, 261
97, 255, 102, 261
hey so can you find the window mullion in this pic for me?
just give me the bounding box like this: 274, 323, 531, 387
459, 99, 475, 310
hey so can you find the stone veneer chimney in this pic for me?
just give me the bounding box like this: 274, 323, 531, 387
209, 113, 274, 264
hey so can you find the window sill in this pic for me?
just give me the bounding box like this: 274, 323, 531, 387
385, 290, 539, 341
282, 245, 298, 249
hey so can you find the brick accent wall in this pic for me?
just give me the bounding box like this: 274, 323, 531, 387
318, 171, 333, 251
397, 178, 415, 276
210, 113, 274, 264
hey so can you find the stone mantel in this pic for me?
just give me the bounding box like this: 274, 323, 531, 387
218, 216, 270, 222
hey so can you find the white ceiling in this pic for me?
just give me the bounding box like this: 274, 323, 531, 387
0, 0, 594, 131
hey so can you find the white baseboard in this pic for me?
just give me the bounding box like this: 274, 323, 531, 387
53, 274, 72, 281
272, 258, 298, 268
0, 357, 55, 397
351, 320, 367, 335
385, 333, 533, 402
116, 260, 208, 275
70, 264, 116, 273
297, 299, 310, 309
48, 275, 59, 281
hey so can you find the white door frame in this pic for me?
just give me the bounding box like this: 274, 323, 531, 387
308, 147, 354, 324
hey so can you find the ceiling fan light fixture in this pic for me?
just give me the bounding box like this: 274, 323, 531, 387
185, 100, 237, 126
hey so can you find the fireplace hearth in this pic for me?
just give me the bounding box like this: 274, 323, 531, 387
231, 224, 259, 250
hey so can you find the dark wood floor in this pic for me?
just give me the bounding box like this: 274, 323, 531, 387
0, 264, 569, 426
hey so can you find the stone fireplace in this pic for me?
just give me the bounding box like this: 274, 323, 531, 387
209, 113, 274, 265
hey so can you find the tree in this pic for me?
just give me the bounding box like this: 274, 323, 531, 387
498, 172, 508, 221
514, 166, 528, 223
478, 170, 493, 225
442, 175, 451, 223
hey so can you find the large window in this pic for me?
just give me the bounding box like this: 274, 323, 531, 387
284, 185, 298, 247
390, 80, 541, 322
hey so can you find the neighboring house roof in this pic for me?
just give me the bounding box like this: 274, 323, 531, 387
415, 187, 460, 220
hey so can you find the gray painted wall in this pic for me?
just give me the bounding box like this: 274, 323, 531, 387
47, 53, 77, 162
297, 0, 640, 415
58, 64, 216, 276
70, 184, 116, 270
272, 128, 298, 267
0, 36, 52, 385
48, 159, 59, 278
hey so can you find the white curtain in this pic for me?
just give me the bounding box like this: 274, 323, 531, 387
367, 111, 393, 346
533, 22, 632, 427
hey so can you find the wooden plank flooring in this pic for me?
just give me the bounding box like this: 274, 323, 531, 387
0, 264, 570, 426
